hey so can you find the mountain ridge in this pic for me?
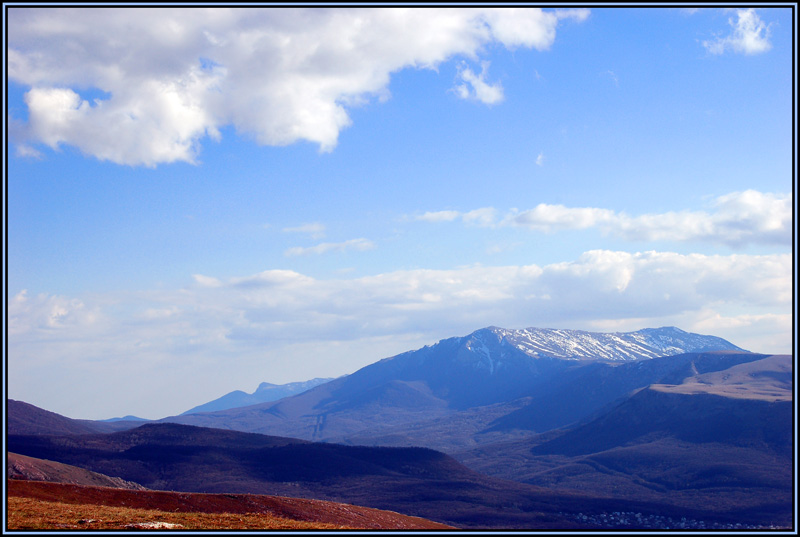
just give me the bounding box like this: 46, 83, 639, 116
473, 325, 747, 362
180, 377, 336, 415
161, 326, 752, 444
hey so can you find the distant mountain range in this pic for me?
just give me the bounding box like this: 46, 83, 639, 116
7, 325, 791, 529
180, 378, 335, 415
175, 326, 745, 420
160, 326, 752, 443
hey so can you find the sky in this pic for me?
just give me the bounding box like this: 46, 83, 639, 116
5, 5, 796, 420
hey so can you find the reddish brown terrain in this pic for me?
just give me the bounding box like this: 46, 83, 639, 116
7, 480, 454, 530
8, 453, 147, 490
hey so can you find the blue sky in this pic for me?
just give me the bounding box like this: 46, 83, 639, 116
5, 6, 795, 419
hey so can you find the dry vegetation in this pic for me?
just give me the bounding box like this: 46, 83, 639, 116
7, 496, 351, 530
7, 480, 454, 530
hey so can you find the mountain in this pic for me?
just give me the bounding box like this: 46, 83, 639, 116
7, 420, 749, 529
8, 452, 147, 490
531, 369, 792, 458
164, 326, 751, 443
452, 354, 793, 527
8, 400, 103, 436
8, 399, 144, 435
483, 350, 769, 435
100, 415, 150, 422
491, 325, 747, 361
181, 377, 335, 415
9, 344, 791, 530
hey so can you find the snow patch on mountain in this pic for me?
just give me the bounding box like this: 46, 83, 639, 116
455, 325, 747, 368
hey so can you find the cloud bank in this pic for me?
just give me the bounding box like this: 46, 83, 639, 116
12, 250, 789, 354
415, 190, 792, 247
9, 7, 588, 166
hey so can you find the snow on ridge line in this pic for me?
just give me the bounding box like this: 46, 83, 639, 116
460, 326, 746, 362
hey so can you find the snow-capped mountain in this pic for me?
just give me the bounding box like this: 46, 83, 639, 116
168, 325, 752, 441
486, 325, 747, 362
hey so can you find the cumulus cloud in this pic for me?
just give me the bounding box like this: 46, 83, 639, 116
454, 61, 504, 105
418, 191, 791, 247
8, 7, 587, 166
703, 8, 773, 55
284, 238, 376, 257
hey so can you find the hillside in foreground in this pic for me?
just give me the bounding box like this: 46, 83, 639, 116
7, 480, 453, 530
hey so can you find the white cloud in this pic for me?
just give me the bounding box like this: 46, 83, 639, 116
416, 210, 462, 223
284, 238, 376, 257
9, 249, 790, 418
15, 144, 43, 159
703, 8, 772, 55
690, 310, 792, 354
510, 204, 616, 232
454, 61, 504, 105
536, 152, 545, 166
462, 207, 498, 226
611, 190, 792, 246
8, 7, 587, 166
12, 250, 790, 347
9, 290, 101, 337
283, 222, 326, 239
421, 191, 791, 247
415, 207, 497, 226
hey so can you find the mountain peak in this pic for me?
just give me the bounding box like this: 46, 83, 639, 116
459, 325, 745, 363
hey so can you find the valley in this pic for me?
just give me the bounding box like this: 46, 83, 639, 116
6, 326, 794, 530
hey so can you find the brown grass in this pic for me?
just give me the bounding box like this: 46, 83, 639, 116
7, 496, 354, 530
7, 480, 454, 530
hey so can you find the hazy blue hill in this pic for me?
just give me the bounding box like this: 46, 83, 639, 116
450, 353, 792, 527
163, 330, 574, 440
164, 326, 753, 445
180, 377, 335, 415
485, 351, 767, 435
7, 399, 144, 436
530, 386, 792, 457
8, 400, 150, 436
100, 415, 149, 421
